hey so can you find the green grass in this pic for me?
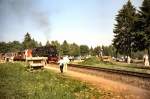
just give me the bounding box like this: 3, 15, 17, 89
0, 62, 101, 99
79, 56, 114, 66
79, 57, 100, 65
78, 57, 150, 74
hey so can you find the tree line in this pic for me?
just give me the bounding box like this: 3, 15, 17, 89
47, 40, 116, 57
0, 32, 115, 57
0, 33, 42, 53
113, 0, 150, 58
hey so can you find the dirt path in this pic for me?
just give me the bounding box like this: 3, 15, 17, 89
45, 64, 150, 99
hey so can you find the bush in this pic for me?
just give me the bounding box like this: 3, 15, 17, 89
80, 56, 114, 65
80, 56, 100, 65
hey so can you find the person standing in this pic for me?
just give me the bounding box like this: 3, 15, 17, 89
63, 56, 70, 72
127, 56, 131, 64
58, 57, 64, 73
143, 54, 149, 66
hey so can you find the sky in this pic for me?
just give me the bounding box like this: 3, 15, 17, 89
0, 0, 143, 47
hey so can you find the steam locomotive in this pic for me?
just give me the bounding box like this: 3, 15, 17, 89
2, 46, 58, 63
32, 46, 58, 63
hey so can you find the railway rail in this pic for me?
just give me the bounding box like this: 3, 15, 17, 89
68, 64, 150, 79
50, 62, 150, 79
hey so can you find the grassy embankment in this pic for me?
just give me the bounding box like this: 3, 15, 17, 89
77, 57, 150, 74
0, 62, 102, 99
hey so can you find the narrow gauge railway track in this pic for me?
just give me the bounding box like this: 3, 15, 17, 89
49, 62, 150, 90
121, 65, 150, 70
68, 64, 150, 79
50, 62, 150, 79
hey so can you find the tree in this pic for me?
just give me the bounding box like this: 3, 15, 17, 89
9, 41, 23, 52
51, 40, 61, 56
0, 41, 23, 53
101, 45, 116, 56
61, 40, 70, 55
31, 39, 39, 48
45, 40, 51, 46
93, 46, 101, 56
38, 42, 42, 47
80, 45, 89, 56
0, 42, 8, 53
113, 0, 137, 57
69, 43, 80, 56
22, 32, 33, 49
138, 0, 150, 55
89, 47, 94, 56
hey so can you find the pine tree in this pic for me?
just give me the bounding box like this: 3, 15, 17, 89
50, 40, 61, 56
22, 32, 33, 49
69, 43, 80, 56
89, 47, 94, 56
38, 42, 42, 47
80, 45, 89, 56
22, 33, 39, 49
113, 0, 137, 57
93, 46, 101, 56
139, 0, 150, 54
45, 40, 51, 46
61, 40, 70, 55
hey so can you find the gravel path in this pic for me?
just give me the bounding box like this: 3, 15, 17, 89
45, 64, 150, 99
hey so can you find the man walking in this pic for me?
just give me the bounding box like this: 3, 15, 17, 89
58, 57, 64, 73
